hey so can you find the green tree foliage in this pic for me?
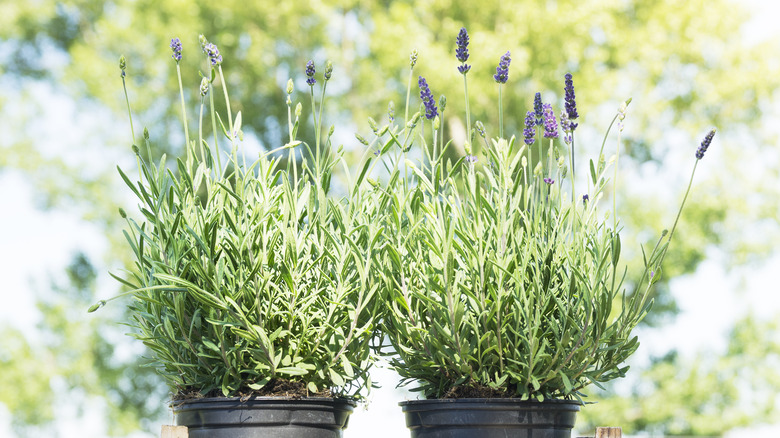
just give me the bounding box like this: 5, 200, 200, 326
0, 254, 166, 436
579, 314, 780, 435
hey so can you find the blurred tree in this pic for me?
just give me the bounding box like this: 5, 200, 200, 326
0, 253, 166, 437
579, 314, 780, 435
1, 0, 779, 435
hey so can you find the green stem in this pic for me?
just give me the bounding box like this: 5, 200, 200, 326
218, 65, 241, 168
176, 63, 191, 166
122, 76, 136, 146
317, 81, 328, 174
309, 87, 318, 177
209, 82, 222, 174
463, 73, 472, 154
405, 68, 413, 138
498, 84, 504, 139
570, 135, 575, 203
198, 99, 206, 163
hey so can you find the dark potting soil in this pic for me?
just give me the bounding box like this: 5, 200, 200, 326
441, 383, 519, 399
173, 378, 333, 401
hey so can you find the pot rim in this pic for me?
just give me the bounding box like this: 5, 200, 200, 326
399, 398, 582, 407
170, 396, 358, 409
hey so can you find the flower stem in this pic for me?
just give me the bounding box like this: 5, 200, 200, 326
463, 74, 472, 154
121, 76, 136, 146
218, 65, 242, 168
208, 81, 222, 174
198, 98, 206, 163
176, 63, 191, 166
498, 84, 504, 139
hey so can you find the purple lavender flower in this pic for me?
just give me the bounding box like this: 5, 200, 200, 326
418, 76, 438, 120
305, 60, 316, 86
493, 51, 511, 84
534, 92, 543, 126
544, 178, 554, 185
456, 27, 471, 74
465, 154, 478, 164
542, 103, 558, 139
582, 194, 589, 204
523, 111, 535, 145
564, 73, 579, 130
170, 37, 182, 62
695, 128, 716, 159
203, 42, 222, 66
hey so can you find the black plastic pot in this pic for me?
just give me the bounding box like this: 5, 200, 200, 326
173, 397, 356, 438
400, 398, 581, 438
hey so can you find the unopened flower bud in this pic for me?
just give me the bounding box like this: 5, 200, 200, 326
286, 79, 294, 95
87, 300, 106, 313
324, 61, 333, 81
118, 208, 127, 218
355, 133, 369, 145
295, 102, 302, 118
475, 121, 486, 138
388, 101, 395, 123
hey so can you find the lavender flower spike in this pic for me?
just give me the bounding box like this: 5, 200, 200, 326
305, 60, 316, 86
695, 128, 716, 159
542, 103, 558, 139
418, 76, 438, 120
534, 92, 543, 126
493, 51, 511, 84
564, 73, 579, 130
170, 37, 182, 62
456, 27, 471, 74
203, 42, 222, 66
523, 111, 535, 145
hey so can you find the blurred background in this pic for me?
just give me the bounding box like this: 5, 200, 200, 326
1, 0, 779, 436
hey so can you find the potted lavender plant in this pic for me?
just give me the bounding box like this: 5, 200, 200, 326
90, 36, 383, 437
366, 28, 715, 437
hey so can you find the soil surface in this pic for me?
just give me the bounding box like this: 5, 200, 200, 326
174, 379, 333, 401
441, 383, 519, 399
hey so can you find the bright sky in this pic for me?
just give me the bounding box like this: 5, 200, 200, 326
1, 1, 779, 437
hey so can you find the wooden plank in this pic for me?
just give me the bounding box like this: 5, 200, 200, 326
161, 425, 188, 438
595, 427, 622, 438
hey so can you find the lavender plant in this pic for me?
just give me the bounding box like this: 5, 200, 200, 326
370, 28, 715, 400
91, 36, 382, 399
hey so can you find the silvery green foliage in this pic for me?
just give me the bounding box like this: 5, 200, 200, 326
367, 37, 701, 400
105, 40, 382, 398
376, 132, 654, 400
